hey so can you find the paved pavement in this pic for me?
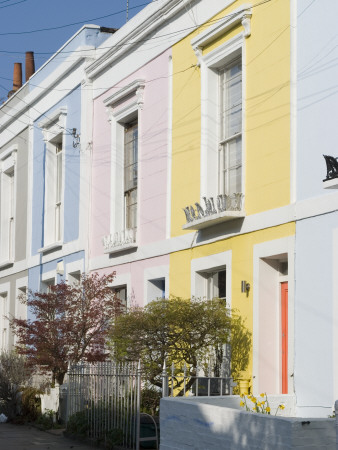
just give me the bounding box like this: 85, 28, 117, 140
0, 423, 93, 449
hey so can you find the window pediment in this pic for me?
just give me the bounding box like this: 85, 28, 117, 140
38, 107, 67, 142
191, 4, 252, 59
104, 79, 145, 112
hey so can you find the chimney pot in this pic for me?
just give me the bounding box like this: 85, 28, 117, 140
25, 51, 35, 81
13, 62, 22, 91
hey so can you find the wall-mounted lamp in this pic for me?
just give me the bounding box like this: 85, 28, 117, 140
72, 128, 80, 148
241, 280, 250, 293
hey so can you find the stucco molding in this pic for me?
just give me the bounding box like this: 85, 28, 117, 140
104, 79, 146, 110
86, 0, 193, 79
38, 107, 67, 142
0, 148, 17, 173
0, 144, 18, 161
191, 3, 252, 60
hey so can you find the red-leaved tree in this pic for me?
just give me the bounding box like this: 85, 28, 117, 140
10, 272, 121, 385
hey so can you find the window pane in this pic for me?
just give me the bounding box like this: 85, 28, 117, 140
218, 270, 226, 299
112, 286, 127, 309
220, 136, 242, 196
56, 145, 62, 204
125, 189, 137, 230
124, 121, 138, 230
220, 59, 242, 141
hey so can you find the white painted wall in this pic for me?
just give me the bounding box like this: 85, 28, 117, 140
160, 396, 335, 450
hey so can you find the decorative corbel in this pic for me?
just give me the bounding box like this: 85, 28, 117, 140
192, 45, 203, 67
105, 106, 114, 123
242, 12, 252, 38
136, 84, 145, 110
11, 149, 17, 167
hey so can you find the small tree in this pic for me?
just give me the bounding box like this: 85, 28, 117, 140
10, 272, 122, 385
109, 297, 251, 394
0, 351, 31, 419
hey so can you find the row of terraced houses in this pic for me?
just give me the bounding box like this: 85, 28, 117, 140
0, 0, 337, 418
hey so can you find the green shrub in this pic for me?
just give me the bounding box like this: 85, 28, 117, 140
66, 410, 89, 437
36, 409, 54, 430
21, 387, 42, 421
0, 351, 31, 419
141, 386, 161, 416
105, 428, 124, 449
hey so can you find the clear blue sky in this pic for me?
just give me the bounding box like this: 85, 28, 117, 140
0, 0, 153, 102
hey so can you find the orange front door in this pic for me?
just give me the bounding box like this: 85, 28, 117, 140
281, 282, 288, 394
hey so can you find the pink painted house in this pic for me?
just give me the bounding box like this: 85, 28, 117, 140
88, 48, 172, 307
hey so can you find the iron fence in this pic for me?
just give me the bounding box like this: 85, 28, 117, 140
162, 360, 236, 398
65, 358, 234, 449
67, 361, 141, 449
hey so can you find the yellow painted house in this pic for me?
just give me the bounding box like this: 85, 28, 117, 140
169, 0, 294, 396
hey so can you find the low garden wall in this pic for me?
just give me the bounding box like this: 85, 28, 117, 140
160, 396, 335, 449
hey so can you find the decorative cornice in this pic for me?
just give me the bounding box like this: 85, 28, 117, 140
38, 107, 67, 130
87, 0, 239, 80
38, 107, 67, 142
0, 144, 18, 161
104, 79, 146, 109
191, 4, 252, 59
1, 148, 17, 173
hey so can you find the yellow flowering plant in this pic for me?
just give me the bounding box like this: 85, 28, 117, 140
239, 393, 285, 416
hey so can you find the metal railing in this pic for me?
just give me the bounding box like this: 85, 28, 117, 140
162, 360, 236, 398
66, 358, 233, 449
67, 361, 141, 449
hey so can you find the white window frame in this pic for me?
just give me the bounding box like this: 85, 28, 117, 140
38, 108, 67, 253
191, 251, 232, 306
103, 80, 145, 254
109, 272, 132, 309
41, 269, 56, 293
218, 57, 242, 197
191, 5, 250, 203
0, 147, 17, 266
66, 260, 83, 285
144, 265, 169, 305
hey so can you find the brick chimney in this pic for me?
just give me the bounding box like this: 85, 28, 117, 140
8, 62, 22, 97
25, 51, 35, 81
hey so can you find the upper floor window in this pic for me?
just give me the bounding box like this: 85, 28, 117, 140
102, 79, 145, 254
55, 141, 63, 242
0, 148, 17, 265
124, 121, 138, 232
182, 10, 250, 231
219, 57, 242, 197
38, 108, 67, 252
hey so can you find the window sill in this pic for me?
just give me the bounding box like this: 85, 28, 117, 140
104, 242, 138, 255
38, 241, 63, 254
323, 178, 338, 189
182, 210, 245, 231
0, 260, 14, 270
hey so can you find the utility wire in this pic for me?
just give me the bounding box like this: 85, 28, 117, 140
0, 0, 27, 9
0, 0, 155, 35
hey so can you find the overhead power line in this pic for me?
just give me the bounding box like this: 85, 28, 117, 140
0, 0, 155, 36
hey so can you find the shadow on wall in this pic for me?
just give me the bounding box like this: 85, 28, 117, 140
160, 396, 335, 450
